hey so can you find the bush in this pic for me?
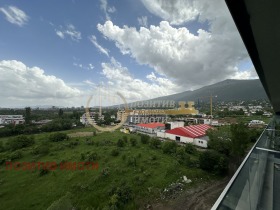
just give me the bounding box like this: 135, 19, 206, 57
111, 148, 119, 156
140, 134, 150, 144
9, 151, 23, 160
39, 168, 49, 176
149, 138, 161, 149
185, 143, 196, 154
176, 147, 191, 165
162, 141, 177, 154
117, 139, 125, 147
32, 145, 49, 156
7, 135, 35, 151
199, 150, 228, 175
49, 133, 69, 142
130, 138, 137, 146
122, 135, 128, 143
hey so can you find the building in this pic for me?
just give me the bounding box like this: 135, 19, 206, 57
165, 121, 185, 130
135, 122, 165, 134
0, 115, 25, 125
157, 124, 212, 148
80, 112, 96, 125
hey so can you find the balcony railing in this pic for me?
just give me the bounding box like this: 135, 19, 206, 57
212, 117, 280, 210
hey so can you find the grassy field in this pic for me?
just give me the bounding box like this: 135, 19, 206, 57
0, 129, 217, 210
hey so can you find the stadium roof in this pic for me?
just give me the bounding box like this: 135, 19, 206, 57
166, 124, 212, 138
136, 122, 165, 129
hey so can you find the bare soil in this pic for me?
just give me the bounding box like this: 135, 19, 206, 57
150, 178, 229, 210
68, 132, 94, 138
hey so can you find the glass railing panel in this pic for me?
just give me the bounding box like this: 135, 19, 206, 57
212, 119, 277, 210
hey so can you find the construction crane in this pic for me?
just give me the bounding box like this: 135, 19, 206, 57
197, 93, 217, 118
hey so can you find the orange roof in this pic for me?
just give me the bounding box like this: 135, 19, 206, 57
136, 122, 165, 129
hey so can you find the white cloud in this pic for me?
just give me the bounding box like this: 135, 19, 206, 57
89, 35, 109, 57
231, 67, 259, 80
100, 58, 181, 102
55, 24, 81, 41
0, 60, 81, 101
100, 0, 116, 20
89, 63, 94, 69
141, 0, 199, 25
55, 30, 65, 39
0, 6, 29, 26
137, 16, 148, 27
97, 15, 251, 90
73, 62, 95, 70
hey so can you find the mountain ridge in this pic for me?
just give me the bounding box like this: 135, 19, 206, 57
152, 79, 268, 102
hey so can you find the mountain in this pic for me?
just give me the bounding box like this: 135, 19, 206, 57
153, 79, 268, 102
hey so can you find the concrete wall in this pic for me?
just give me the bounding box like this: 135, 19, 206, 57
194, 138, 208, 148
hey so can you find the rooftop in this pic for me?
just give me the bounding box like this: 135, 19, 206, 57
166, 124, 212, 138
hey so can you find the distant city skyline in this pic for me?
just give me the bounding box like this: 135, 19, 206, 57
0, 0, 258, 107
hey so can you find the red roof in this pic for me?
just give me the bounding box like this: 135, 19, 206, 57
136, 123, 165, 129
166, 124, 212, 138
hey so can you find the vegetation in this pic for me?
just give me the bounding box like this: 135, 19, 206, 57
0, 129, 216, 210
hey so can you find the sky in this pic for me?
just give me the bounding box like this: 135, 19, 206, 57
0, 0, 258, 108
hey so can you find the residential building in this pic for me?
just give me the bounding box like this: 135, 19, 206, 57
0, 115, 25, 125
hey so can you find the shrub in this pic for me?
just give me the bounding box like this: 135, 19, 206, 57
122, 135, 128, 143
111, 148, 119, 156
87, 152, 99, 161
9, 151, 23, 160
199, 150, 228, 175
49, 133, 69, 142
39, 168, 49, 176
117, 139, 125, 147
185, 143, 196, 154
140, 134, 150, 144
130, 138, 137, 146
8, 135, 35, 151
162, 141, 177, 154
32, 145, 49, 156
149, 138, 161, 149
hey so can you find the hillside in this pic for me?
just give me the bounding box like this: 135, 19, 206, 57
154, 79, 268, 102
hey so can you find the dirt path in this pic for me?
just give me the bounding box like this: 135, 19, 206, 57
151, 178, 229, 210
68, 132, 94, 138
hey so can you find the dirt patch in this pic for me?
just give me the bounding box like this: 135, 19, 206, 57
68, 132, 95, 138
151, 178, 229, 210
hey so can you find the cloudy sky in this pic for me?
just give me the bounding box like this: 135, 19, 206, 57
0, 0, 258, 107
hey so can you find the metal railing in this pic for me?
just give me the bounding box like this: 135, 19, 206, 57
212, 117, 280, 210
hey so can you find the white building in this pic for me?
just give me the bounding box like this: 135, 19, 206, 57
157, 124, 212, 148
0, 115, 25, 125
135, 123, 165, 134
165, 121, 185, 130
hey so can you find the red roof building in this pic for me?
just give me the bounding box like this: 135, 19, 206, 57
165, 124, 212, 138
136, 122, 165, 129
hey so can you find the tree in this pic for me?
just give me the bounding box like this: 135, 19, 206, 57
162, 141, 177, 154
49, 133, 69, 142
199, 150, 228, 175
230, 123, 250, 164
58, 109, 64, 118
7, 135, 35, 151
25, 107, 31, 124
185, 143, 196, 154
149, 138, 161, 149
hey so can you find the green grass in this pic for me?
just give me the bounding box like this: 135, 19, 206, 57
0, 129, 217, 210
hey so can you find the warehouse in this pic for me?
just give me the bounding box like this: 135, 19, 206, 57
157, 124, 212, 148
135, 122, 165, 134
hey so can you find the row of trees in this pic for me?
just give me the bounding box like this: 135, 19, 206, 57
204, 123, 262, 175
